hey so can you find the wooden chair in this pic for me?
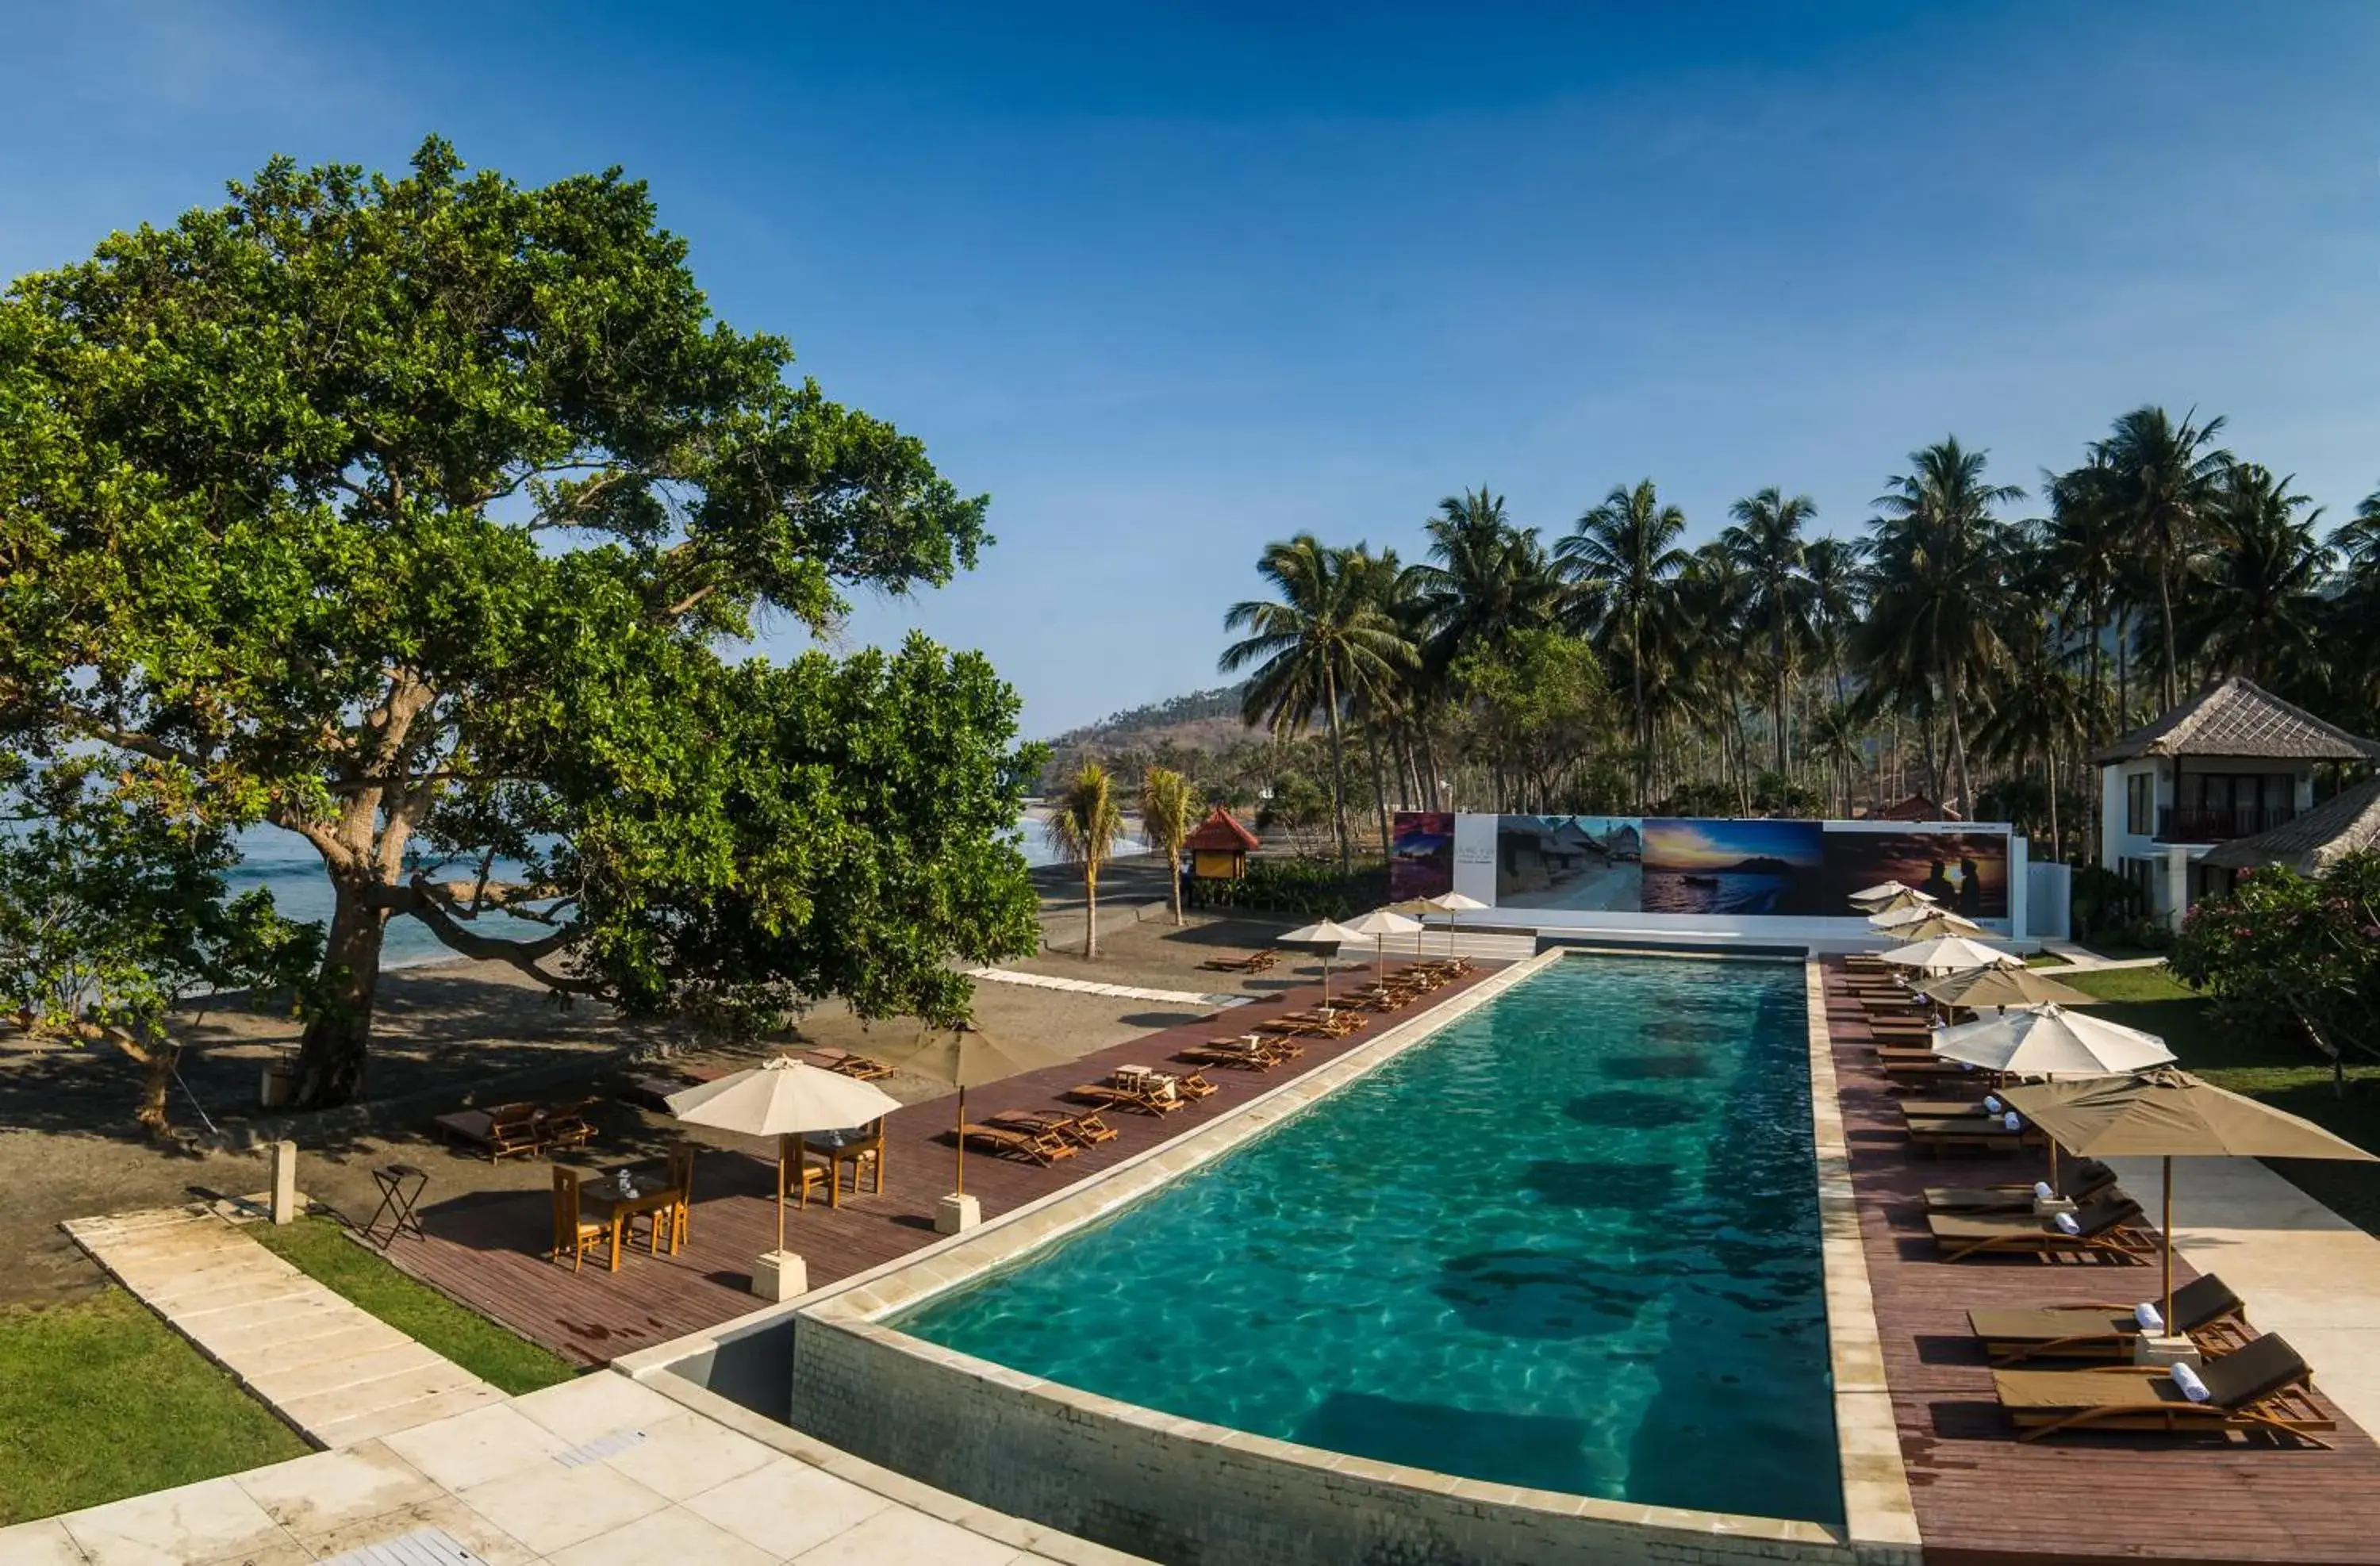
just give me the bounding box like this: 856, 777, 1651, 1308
836, 1119, 886, 1198
549, 1167, 609, 1272
662, 1144, 696, 1250
785, 1146, 831, 1208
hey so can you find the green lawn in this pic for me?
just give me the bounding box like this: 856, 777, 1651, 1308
2065, 965, 2380, 1236
251, 1218, 578, 1395
0, 1289, 308, 1526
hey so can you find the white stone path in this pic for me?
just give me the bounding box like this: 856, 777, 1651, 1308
962, 966, 1250, 1010
62, 1207, 506, 1449
0, 1371, 1132, 1565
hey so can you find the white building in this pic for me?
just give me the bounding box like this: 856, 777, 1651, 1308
2091, 675, 2379, 928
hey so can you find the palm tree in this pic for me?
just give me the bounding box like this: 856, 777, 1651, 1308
1799, 535, 1868, 708
1862, 437, 2023, 818
1407, 488, 1564, 676
1046, 762, 1125, 958
2180, 464, 2330, 686
1138, 766, 1200, 927
1220, 535, 1417, 873
1674, 543, 1762, 812
1721, 487, 1818, 774
2093, 406, 2232, 709
2041, 456, 2127, 754
1557, 480, 1690, 808
1974, 619, 2089, 861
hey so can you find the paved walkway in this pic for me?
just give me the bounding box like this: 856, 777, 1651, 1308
0, 1370, 1141, 1565
2106, 1153, 2380, 1439
2039, 939, 2171, 971
962, 965, 1249, 1009
62, 1207, 505, 1449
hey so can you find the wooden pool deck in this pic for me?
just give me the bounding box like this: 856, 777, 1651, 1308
379, 959, 1502, 1367
1821, 958, 2380, 1566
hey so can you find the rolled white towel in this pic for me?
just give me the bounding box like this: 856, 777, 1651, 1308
2171, 1361, 2211, 1403
2002, 1111, 2021, 1131
1959, 1061, 1976, 1072
2134, 1301, 2165, 1333
2053, 1211, 2082, 1236
2033, 1180, 2055, 1200
1983, 1094, 2003, 1112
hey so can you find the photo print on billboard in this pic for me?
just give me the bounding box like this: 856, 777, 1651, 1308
1820, 828, 2008, 919
1388, 812, 1456, 902
1640, 817, 1824, 915
1493, 816, 1644, 910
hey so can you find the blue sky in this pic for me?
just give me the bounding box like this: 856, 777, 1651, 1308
3, 4, 2374, 734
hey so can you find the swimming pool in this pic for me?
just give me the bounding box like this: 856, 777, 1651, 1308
896, 954, 1841, 1523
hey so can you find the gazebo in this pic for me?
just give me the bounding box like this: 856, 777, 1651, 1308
1183, 805, 1261, 882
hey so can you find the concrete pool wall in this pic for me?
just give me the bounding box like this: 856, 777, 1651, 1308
740, 948, 1920, 1565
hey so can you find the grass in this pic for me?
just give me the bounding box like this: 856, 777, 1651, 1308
2023, 951, 2071, 968
0, 1289, 308, 1526
2064, 965, 2380, 1237
251, 1217, 578, 1396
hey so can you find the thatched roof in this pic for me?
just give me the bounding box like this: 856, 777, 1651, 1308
2201, 777, 2380, 874
2088, 676, 2378, 765
1183, 806, 1261, 853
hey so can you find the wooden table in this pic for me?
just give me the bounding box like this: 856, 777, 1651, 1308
802, 1129, 885, 1207
577, 1163, 684, 1269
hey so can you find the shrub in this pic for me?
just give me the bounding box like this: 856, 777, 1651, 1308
2169, 851, 2380, 1069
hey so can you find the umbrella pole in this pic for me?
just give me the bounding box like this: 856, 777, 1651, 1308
775, 1134, 788, 1255
955, 1084, 967, 1198
2162, 1155, 2175, 1335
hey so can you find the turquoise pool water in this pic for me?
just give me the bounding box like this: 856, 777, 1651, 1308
897, 954, 1841, 1523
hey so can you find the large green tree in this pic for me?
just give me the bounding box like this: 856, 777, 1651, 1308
1558, 480, 1690, 809
1720, 486, 1818, 775
0, 140, 1040, 1107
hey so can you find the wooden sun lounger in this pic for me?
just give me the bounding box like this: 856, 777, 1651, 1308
1177, 1042, 1285, 1070
1929, 1196, 2149, 1263
1200, 948, 1280, 973
1907, 1115, 2040, 1155
1925, 1159, 2118, 1214
1065, 1082, 1188, 1115
433, 1100, 555, 1161
1969, 1274, 2250, 1365
804, 1048, 894, 1081
1993, 1333, 2332, 1446
960, 1123, 1078, 1165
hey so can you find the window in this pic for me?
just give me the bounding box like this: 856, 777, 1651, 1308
2125, 771, 2154, 836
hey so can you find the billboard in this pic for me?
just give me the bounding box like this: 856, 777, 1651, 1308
1388, 812, 1455, 902
1493, 816, 1641, 910
1819, 829, 2008, 919
1641, 817, 1825, 915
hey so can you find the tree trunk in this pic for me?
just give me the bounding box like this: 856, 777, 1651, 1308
1418, 727, 1444, 812
293, 880, 393, 1110
1084, 858, 1100, 958
1322, 668, 1351, 875
1630, 614, 1650, 811
1365, 726, 1392, 862
2045, 745, 2061, 862
2086, 608, 2106, 864
1947, 670, 1974, 823
1166, 833, 1184, 926
2158, 565, 2179, 710
1772, 616, 1790, 775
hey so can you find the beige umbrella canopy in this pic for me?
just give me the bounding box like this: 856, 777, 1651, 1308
1342, 906, 1426, 965
1871, 903, 1981, 933
1280, 917, 1367, 1005
1852, 883, 1936, 914
1929, 1004, 2174, 1078
863, 1025, 1073, 1198
1875, 910, 1988, 942
1415, 892, 1489, 958
666, 1058, 901, 1254
1875, 935, 2022, 976
2002, 1068, 2378, 1333
1916, 965, 2098, 1011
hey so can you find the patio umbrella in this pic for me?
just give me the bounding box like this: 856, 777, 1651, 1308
1929, 1004, 2174, 1078
666, 1058, 901, 1255
1851, 882, 1935, 914
1915, 965, 2097, 1011
1870, 903, 1981, 934
862, 1024, 1072, 1199
1875, 935, 2022, 977
1341, 906, 1425, 969
2002, 1068, 2377, 1334
1417, 891, 1490, 959
1279, 917, 1365, 1007
1875, 910, 1988, 942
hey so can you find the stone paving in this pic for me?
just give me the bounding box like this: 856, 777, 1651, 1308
62, 1207, 505, 1449
0, 1372, 1138, 1564
960, 965, 1250, 1009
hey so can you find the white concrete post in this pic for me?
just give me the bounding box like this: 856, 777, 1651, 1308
270, 1140, 299, 1225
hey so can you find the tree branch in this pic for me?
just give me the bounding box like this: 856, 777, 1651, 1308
402, 876, 605, 996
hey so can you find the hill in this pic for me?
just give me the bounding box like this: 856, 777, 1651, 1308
1037, 683, 1252, 787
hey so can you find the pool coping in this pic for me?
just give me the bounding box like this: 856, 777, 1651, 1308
1804, 959, 1923, 1558
785, 946, 1900, 1561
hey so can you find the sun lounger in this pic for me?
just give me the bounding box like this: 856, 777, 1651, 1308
1992, 1332, 2332, 1446
1929, 1195, 2148, 1263
1925, 1158, 2118, 1214
1969, 1274, 2249, 1364
1065, 1081, 1188, 1115
961, 1123, 1077, 1165
1200, 948, 1280, 973
988, 1109, 1118, 1146
1177, 1038, 1288, 1070
1907, 1114, 2040, 1154
1169, 1070, 1218, 1100
434, 1100, 550, 1161
804, 1047, 894, 1081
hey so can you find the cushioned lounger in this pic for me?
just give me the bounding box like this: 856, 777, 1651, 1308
1925, 1158, 2117, 1214
1968, 1273, 2248, 1364
1929, 1196, 2147, 1262
1993, 1332, 2332, 1445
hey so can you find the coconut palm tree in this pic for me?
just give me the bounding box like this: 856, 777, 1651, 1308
1221, 535, 1418, 873
1138, 766, 1200, 927
1046, 762, 1126, 958
2092, 406, 2233, 709
1721, 487, 1818, 774
2041, 455, 2128, 755
1557, 480, 1691, 808
1974, 619, 2089, 861
2179, 463, 2331, 687
1407, 488, 1564, 677
1861, 438, 2023, 818
1800, 535, 1869, 708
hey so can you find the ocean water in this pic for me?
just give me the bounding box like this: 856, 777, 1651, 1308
896, 954, 1841, 1522
1641, 869, 1806, 915
228, 819, 1138, 969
